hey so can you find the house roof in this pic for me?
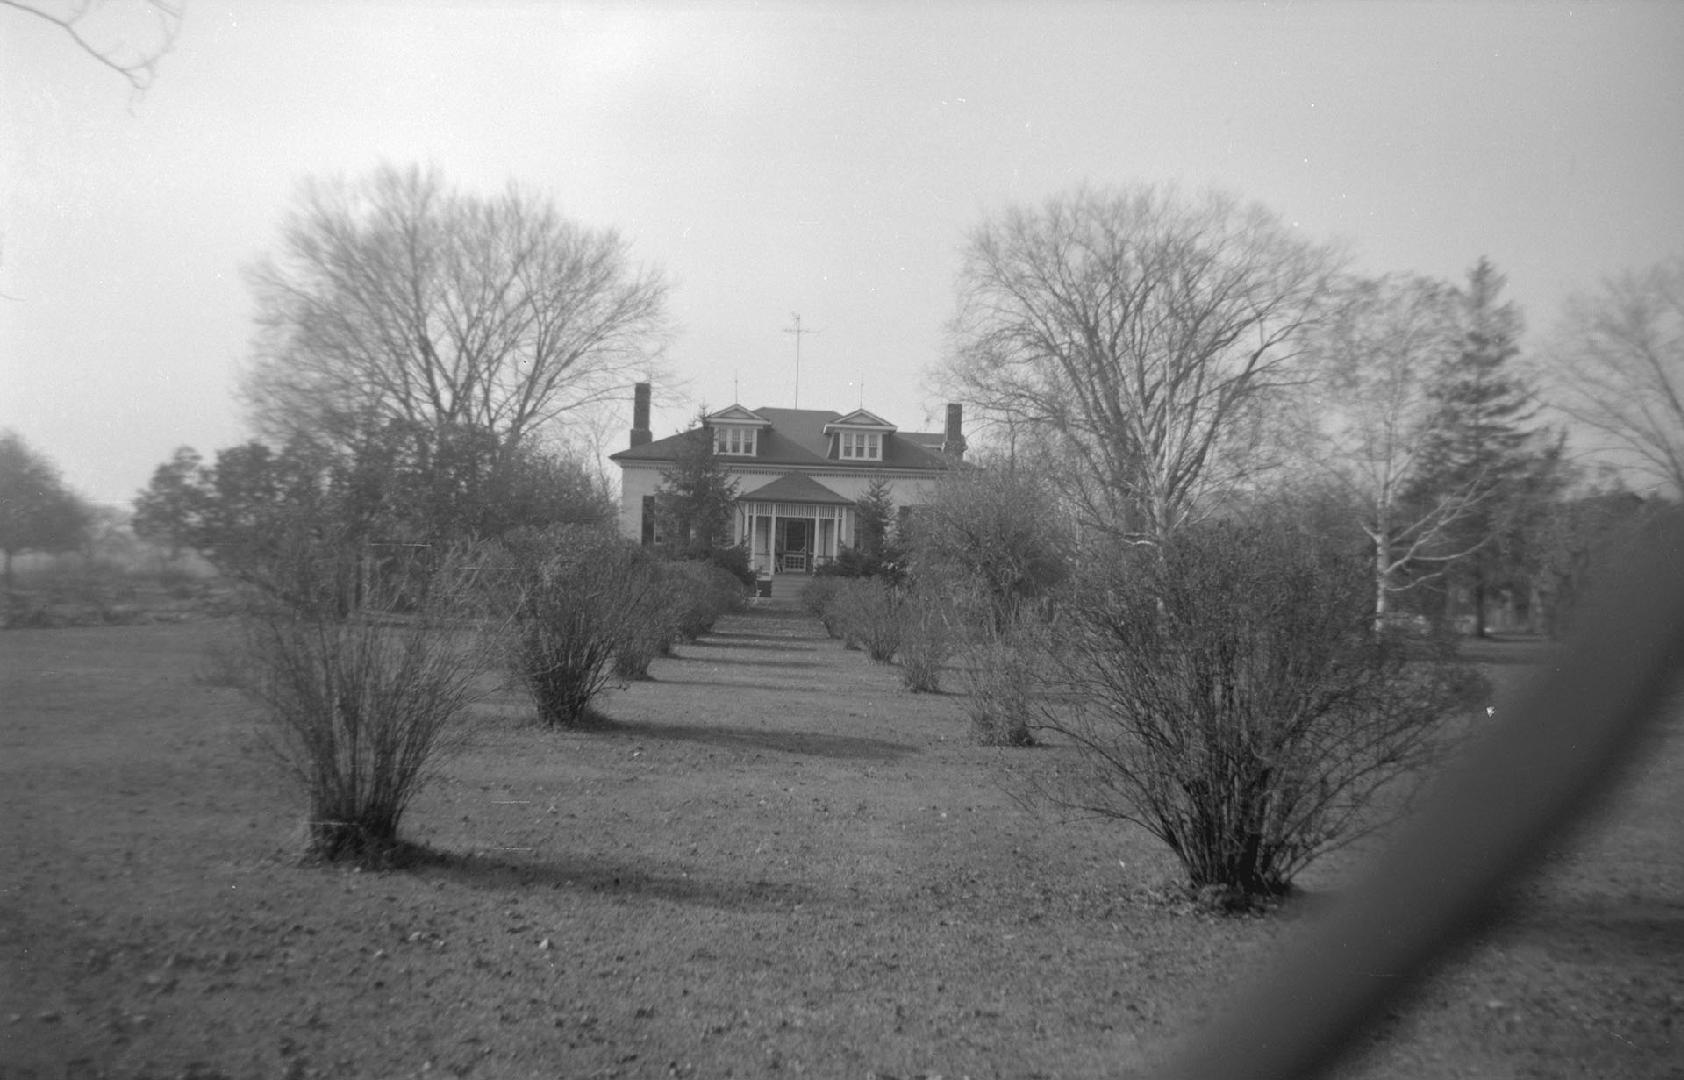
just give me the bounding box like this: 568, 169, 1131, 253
823, 408, 896, 433
704, 404, 772, 426
740, 473, 853, 504
610, 404, 953, 471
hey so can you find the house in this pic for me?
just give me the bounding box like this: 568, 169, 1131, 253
609, 382, 965, 578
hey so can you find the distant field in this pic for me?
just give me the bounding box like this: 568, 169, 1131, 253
2, 610, 1680, 1079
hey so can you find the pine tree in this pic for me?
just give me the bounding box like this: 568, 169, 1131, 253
654, 425, 739, 556
853, 476, 897, 566
826, 476, 901, 578
1407, 258, 1562, 635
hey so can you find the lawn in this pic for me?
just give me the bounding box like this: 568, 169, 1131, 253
2, 608, 1680, 1079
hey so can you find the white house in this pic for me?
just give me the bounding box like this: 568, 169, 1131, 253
609, 383, 965, 578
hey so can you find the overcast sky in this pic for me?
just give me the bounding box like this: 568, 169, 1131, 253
3, 1, 1681, 506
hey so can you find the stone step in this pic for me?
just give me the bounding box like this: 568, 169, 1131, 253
752, 572, 814, 611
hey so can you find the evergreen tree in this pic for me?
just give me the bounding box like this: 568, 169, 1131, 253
852, 476, 898, 569
653, 425, 739, 556
1407, 258, 1563, 635
821, 476, 908, 579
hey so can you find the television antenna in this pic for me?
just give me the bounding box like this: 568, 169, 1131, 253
783, 313, 821, 409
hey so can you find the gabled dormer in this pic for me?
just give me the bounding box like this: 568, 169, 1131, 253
704, 404, 772, 457
823, 409, 896, 462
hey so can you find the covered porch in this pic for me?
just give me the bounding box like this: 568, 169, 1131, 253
735, 474, 855, 579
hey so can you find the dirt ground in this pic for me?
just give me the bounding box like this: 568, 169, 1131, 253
1, 609, 1680, 1079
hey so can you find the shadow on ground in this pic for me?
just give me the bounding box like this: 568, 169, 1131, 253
413, 847, 818, 910
670, 652, 832, 670
597, 715, 917, 762
690, 632, 820, 652
1455, 636, 1560, 666
648, 675, 854, 696
1503, 897, 1684, 966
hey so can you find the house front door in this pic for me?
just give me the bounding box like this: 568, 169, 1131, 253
779, 518, 812, 572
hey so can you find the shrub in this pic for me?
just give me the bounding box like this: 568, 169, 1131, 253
614, 624, 667, 680
908, 461, 1070, 634
668, 559, 748, 641
235, 540, 488, 862
501, 526, 663, 728
613, 560, 678, 681
0, 556, 153, 629
800, 576, 846, 637
829, 577, 903, 662
818, 542, 905, 583
1041, 520, 1481, 908
897, 590, 955, 692
701, 543, 757, 589
961, 628, 1043, 746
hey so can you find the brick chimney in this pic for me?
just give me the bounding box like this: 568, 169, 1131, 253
941, 402, 966, 461
630, 382, 652, 448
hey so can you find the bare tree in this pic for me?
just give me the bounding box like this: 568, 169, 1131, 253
941, 184, 1339, 543
3, 0, 182, 91
1296, 274, 1488, 628
1544, 256, 1684, 495
243, 164, 670, 459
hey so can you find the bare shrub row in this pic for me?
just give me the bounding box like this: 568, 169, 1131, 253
974, 519, 1483, 908
814, 475, 1485, 908
614, 553, 752, 681
490, 527, 748, 726
230, 537, 493, 863
225, 525, 747, 862
804, 576, 957, 693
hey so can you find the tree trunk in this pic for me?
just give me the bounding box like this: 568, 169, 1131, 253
1372, 532, 1390, 634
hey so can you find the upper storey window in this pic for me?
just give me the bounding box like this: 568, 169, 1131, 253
838, 430, 882, 461
714, 425, 757, 456
825, 409, 895, 463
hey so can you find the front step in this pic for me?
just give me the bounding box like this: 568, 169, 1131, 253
752, 572, 814, 611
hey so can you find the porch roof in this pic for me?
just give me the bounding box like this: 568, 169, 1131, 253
740, 473, 853, 505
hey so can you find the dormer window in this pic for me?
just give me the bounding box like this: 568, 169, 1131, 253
702, 404, 771, 456
838, 431, 881, 461
713, 424, 758, 456
824, 408, 896, 463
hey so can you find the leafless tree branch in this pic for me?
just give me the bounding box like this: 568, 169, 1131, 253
1542, 256, 1684, 495
940, 184, 1340, 544
242, 164, 672, 458
1293, 272, 1493, 625
3, 0, 183, 92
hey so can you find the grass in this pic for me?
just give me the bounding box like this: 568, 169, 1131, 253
1, 614, 1680, 1079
